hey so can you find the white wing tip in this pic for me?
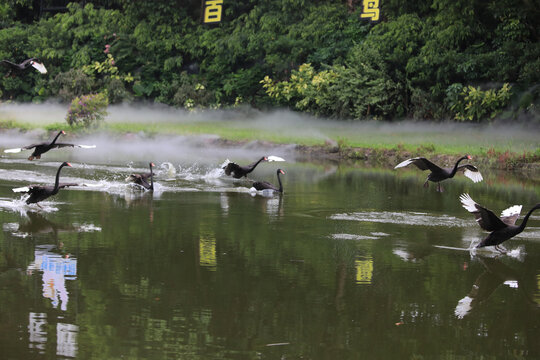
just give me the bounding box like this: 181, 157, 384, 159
501, 205, 522, 218
267, 155, 285, 162
464, 169, 483, 183
4, 148, 23, 153
459, 193, 477, 212
12, 186, 30, 193
394, 158, 414, 169
76, 144, 96, 149
31, 61, 47, 74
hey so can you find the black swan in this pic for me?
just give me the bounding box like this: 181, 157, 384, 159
223, 156, 268, 178
460, 193, 540, 251
1, 58, 47, 74
126, 163, 155, 190
394, 155, 482, 192
252, 169, 285, 193
4, 130, 96, 160
12, 162, 76, 207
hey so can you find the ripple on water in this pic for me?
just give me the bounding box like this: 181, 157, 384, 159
330, 211, 469, 227
331, 232, 390, 241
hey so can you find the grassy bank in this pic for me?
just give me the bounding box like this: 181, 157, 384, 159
1, 106, 538, 171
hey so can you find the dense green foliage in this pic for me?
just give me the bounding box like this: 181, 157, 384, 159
0, 0, 538, 121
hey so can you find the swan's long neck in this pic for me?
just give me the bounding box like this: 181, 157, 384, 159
149, 163, 154, 190
249, 157, 266, 172
50, 131, 63, 145
277, 171, 283, 193
518, 204, 540, 232
450, 156, 468, 177
53, 163, 66, 192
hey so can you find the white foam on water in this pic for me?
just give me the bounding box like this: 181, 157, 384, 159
74, 223, 102, 232
331, 233, 380, 241
330, 211, 468, 227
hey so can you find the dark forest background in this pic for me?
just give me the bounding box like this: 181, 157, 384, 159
1, 0, 538, 122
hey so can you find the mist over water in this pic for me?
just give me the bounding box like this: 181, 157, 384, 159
1, 102, 538, 155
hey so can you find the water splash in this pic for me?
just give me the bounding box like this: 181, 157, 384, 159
455, 296, 473, 319
158, 162, 177, 180
469, 245, 526, 261
0, 198, 59, 213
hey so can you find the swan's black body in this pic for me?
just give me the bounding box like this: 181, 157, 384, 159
127, 163, 155, 190
1, 58, 46, 74
223, 156, 267, 178
18, 130, 80, 160
252, 169, 285, 193
22, 162, 75, 205
460, 193, 540, 250
1, 58, 36, 70
5, 130, 95, 160
395, 155, 482, 192
24, 130, 68, 160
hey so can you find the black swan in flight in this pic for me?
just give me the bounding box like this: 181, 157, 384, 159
223, 155, 285, 179
126, 163, 155, 190
1, 58, 47, 74
394, 155, 482, 192
12, 162, 77, 207
252, 169, 286, 193
460, 193, 540, 251
223, 156, 268, 178
4, 130, 96, 160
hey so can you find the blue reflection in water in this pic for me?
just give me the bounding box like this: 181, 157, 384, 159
27, 245, 77, 311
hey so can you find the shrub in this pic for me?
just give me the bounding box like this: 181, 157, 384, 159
66, 93, 108, 128
261, 63, 339, 116
449, 83, 512, 122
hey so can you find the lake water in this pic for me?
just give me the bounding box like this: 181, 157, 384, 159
0, 141, 539, 359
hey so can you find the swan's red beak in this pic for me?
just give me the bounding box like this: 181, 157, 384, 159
66, 162, 72, 167
280, 169, 285, 174
467, 155, 472, 160
264, 157, 268, 161
151, 163, 155, 167
61, 130, 66, 135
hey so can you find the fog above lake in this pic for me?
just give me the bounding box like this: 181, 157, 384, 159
0, 102, 538, 165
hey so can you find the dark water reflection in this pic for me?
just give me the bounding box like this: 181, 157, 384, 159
0, 159, 539, 359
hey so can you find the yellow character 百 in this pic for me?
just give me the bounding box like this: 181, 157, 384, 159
204, 0, 223, 23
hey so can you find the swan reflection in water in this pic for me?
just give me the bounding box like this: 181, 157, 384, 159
455, 256, 539, 319
3, 210, 101, 239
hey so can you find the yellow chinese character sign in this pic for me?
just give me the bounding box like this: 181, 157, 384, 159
203, 0, 223, 24
360, 0, 380, 23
